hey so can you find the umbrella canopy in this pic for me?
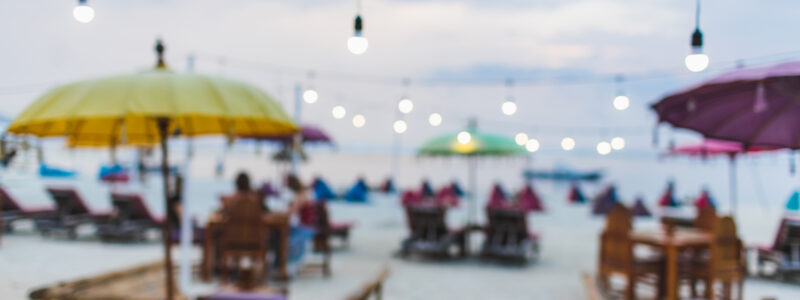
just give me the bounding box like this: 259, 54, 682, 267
6, 40, 297, 299
418, 129, 527, 156
667, 139, 775, 158
242, 124, 332, 144
652, 61, 800, 149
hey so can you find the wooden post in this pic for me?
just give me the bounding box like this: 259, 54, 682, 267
157, 118, 175, 300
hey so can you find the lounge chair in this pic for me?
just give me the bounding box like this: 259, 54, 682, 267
400, 206, 465, 259
480, 208, 539, 264
434, 185, 460, 207
752, 217, 800, 280
95, 193, 164, 242
1, 186, 54, 232
36, 186, 111, 239
312, 177, 337, 200
516, 184, 544, 212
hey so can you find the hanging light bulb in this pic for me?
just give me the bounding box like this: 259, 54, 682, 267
393, 120, 408, 134
613, 75, 630, 110
526, 139, 540, 152
611, 137, 626, 150
347, 15, 368, 55
352, 114, 366, 128
502, 78, 517, 116
428, 113, 442, 126
685, 0, 709, 72
596, 141, 612, 155
332, 106, 346, 119
514, 133, 528, 146
73, 0, 95, 23
561, 137, 576, 151
457, 131, 472, 144
398, 98, 414, 114
303, 89, 318, 104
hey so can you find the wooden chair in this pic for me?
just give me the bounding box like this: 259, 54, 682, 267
752, 217, 800, 280
694, 206, 718, 232
480, 208, 539, 264
400, 206, 465, 259
346, 268, 389, 300
219, 199, 269, 286
304, 201, 333, 276
598, 203, 663, 300
681, 216, 745, 299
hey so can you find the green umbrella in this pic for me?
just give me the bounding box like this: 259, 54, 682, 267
418, 121, 526, 225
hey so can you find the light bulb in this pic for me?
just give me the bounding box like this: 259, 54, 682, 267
561, 137, 576, 151
398, 98, 414, 114
393, 120, 408, 134
457, 131, 471, 144
332, 106, 346, 119
302, 89, 318, 104
352, 114, 366, 128
611, 137, 625, 150
347, 35, 368, 55
596, 141, 612, 155
514, 133, 528, 146
613, 95, 630, 110
501, 100, 517, 116
526, 139, 540, 152
73, 0, 95, 23
685, 48, 709, 72
428, 113, 442, 126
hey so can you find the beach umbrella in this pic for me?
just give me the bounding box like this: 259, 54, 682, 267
665, 139, 775, 213
418, 120, 526, 224
631, 197, 652, 217
786, 190, 800, 212
6, 40, 297, 299
592, 185, 619, 215
241, 124, 331, 144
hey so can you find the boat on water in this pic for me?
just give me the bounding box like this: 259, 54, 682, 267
523, 165, 603, 181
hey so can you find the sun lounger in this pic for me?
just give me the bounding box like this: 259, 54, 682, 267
752, 216, 800, 279
434, 185, 460, 207
480, 208, 539, 263
343, 179, 368, 203
400, 206, 466, 259
516, 184, 544, 212
37, 186, 111, 239
312, 177, 337, 200
0, 186, 54, 232
96, 192, 164, 242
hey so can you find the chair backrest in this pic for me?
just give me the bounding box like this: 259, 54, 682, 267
407, 206, 447, 242
599, 203, 633, 271
694, 206, 718, 232
220, 197, 267, 252
110, 193, 158, 223
0, 186, 21, 212
485, 208, 529, 246
710, 216, 743, 273
776, 219, 800, 260
46, 187, 91, 215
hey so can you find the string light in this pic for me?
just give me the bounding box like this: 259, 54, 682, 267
303, 71, 318, 104
561, 137, 576, 151
502, 78, 517, 116
347, 1, 368, 55
526, 139, 540, 152
332, 106, 346, 119
611, 137, 625, 150
457, 131, 471, 144
685, 0, 709, 72
73, 0, 95, 23
352, 114, 366, 128
428, 113, 442, 126
514, 133, 528, 146
398, 98, 414, 114
596, 141, 612, 155
393, 120, 408, 134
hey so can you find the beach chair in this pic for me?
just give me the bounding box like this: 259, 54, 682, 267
486, 184, 509, 209
343, 179, 368, 203
36, 186, 111, 239
480, 208, 539, 264
312, 177, 337, 200
752, 217, 800, 280
95, 193, 164, 242
516, 184, 544, 212
304, 200, 353, 250
694, 206, 718, 232
400, 206, 466, 259
598, 203, 664, 299
434, 185, 460, 207
679, 216, 745, 299
0, 186, 54, 232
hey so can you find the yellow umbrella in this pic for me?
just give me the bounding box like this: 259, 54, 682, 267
7, 40, 298, 299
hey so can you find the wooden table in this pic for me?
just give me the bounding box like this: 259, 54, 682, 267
630, 228, 711, 300
201, 212, 291, 281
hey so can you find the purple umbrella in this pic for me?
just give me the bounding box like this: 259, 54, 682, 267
652, 61, 800, 149
242, 124, 332, 144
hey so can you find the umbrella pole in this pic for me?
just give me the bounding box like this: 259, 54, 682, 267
158, 118, 175, 300
729, 157, 737, 218
468, 155, 477, 226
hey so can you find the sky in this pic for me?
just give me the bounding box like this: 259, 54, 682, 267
2, 0, 800, 154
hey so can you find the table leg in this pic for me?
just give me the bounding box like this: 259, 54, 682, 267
201, 223, 214, 281
666, 245, 678, 300
277, 224, 289, 280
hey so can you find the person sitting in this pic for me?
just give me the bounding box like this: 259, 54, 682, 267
221, 172, 265, 214
284, 174, 316, 275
